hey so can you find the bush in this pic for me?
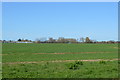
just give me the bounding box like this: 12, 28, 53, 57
99, 60, 106, 64
75, 61, 83, 65
67, 61, 83, 70
118, 60, 120, 64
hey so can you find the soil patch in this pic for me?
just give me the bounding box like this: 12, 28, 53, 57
3, 59, 119, 64
33, 52, 114, 55
112, 47, 120, 49
0, 54, 9, 55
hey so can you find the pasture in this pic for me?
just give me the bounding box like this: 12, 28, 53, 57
2, 43, 119, 78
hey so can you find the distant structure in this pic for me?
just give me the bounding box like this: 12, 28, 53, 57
16, 42, 33, 43
1, 37, 119, 44
16, 39, 33, 43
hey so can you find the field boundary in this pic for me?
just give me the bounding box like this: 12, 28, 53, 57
33, 52, 117, 55
3, 59, 119, 64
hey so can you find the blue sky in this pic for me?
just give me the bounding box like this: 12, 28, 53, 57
2, 2, 118, 41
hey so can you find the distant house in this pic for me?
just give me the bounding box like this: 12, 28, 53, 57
16, 41, 33, 43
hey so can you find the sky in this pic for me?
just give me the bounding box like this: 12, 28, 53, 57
2, 2, 118, 41
2, 0, 119, 2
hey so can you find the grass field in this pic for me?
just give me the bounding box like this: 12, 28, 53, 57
2, 43, 119, 78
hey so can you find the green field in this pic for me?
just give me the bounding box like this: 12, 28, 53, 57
2, 43, 119, 78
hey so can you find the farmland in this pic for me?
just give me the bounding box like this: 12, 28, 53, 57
2, 43, 119, 78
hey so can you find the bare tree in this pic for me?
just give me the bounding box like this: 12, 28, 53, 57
85, 37, 92, 43
40, 37, 47, 42
48, 37, 56, 43
57, 37, 66, 43
35, 38, 41, 43
80, 37, 85, 43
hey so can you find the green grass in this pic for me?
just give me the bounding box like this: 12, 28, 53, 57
2, 43, 118, 62
3, 61, 118, 78
3, 52, 118, 62
2, 43, 118, 54
2, 43, 119, 78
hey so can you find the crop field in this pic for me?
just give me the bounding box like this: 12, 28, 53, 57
2, 43, 119, 78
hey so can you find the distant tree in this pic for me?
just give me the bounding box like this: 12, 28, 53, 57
35, 38, 41, 43
57, 37, 65, 43
9, 40, 11, 42
25, 39, 28, 41
40, 37, 47, 42
66, 38, 77, 43
91, 40, 97, 43
48, 37, 56, 43
3, 40, 6, 43
108, 40, 115, 43
18, 39, 22, 41
29, 40, 32, 42
85, 37, 92, 43
3, 40, 6, 41
57, 37, 77, 43
80, 37, 85, 43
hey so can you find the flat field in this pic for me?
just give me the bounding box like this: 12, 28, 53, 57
2, 43, 119, 78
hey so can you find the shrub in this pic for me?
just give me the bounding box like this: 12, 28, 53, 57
118, 60, 120, 64
67, 61, 83, 70
75, 61, 83, 65
99, 60, 106, 64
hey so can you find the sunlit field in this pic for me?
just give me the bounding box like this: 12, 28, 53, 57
2, 43, 118, 78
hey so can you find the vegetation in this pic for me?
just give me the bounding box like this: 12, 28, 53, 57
1, 37, 119, 43
67, 61, 83, 70
2, 43, 118, 78
3, 61, 118, 78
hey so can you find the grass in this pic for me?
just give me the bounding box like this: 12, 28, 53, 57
3, 52, 118, 62
2, 43, 119, 78
2, 43, 118, 54
3, 61, 118, 78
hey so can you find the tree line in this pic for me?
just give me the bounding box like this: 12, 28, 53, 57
34, 37, 93, 43
1, 37, 118, 43
17, 37, 118, 43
